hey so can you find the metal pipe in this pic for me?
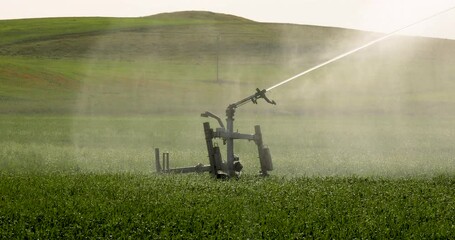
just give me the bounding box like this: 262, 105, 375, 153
201, 111, 225, 129
155, 148, 161, 172
165, 165, 211, 174
162, 153, 166, 171
165, 153, 170, 170
226, 107, 235, 176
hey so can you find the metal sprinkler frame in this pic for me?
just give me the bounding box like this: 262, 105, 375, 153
154, 5, 455, 178
155, 88, 275, 178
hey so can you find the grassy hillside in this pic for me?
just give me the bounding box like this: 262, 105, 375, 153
1, 11, 455, 115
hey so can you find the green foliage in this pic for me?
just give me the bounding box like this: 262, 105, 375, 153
1, 115, 454, 177
0, 173, 454, 238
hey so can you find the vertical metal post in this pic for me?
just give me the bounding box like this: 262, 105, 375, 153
203, 122, 218, 176
226, 107, 235, 176
255, 125, 264, 157
255, 125, 268, 176
155, 148, 161, 172
162, 153, 166, 171
165, 153, 170, 170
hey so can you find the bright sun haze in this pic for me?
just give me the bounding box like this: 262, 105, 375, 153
2, 0, 455, 39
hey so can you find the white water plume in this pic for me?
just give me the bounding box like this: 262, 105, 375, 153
266, 5, 455, 92
265, 17, 455, 176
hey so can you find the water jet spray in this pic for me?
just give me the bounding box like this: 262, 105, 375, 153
267, 5, 455, 92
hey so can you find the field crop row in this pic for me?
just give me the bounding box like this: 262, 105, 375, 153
1, 115, 454, 177
0, 173, 453, 238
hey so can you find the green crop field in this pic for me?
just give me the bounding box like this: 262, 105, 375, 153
1, 11, 454, 238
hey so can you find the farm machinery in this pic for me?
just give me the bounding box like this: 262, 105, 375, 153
155, 88, 275, 178
154, 6, 451, 179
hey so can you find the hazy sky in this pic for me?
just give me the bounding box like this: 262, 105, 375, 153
2, 0, 455, 39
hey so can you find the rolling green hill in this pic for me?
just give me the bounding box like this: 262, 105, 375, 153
1, 11, 455, 115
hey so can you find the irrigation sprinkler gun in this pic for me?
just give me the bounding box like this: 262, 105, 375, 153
155, 88, 276, 178
154, 5, 455, 178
